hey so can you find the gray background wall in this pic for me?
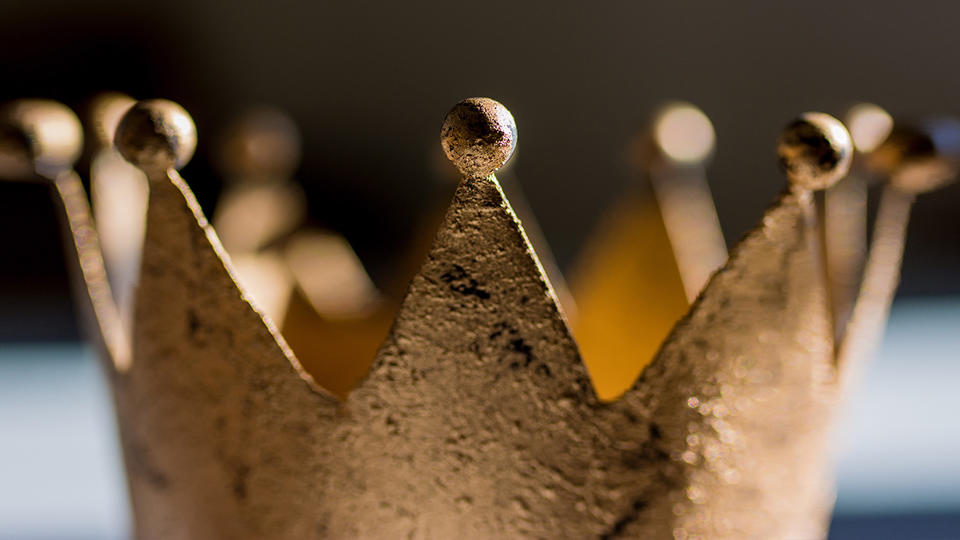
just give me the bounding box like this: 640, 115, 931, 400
1, 0, 958, 339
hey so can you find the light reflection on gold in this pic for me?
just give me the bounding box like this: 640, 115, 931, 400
498, 166, 578, 321
418, 144, 577, 319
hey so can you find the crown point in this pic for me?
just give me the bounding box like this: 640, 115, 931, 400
870, 120, 960, 194
777, 112, 853, 190
217, 106, 301, 180
89, 92, 136, 148
653, 102, 715, 164
441, 97, 517, 178
115, 99, 197, 172
845, 103, 893, 154
0, 99, 83, 177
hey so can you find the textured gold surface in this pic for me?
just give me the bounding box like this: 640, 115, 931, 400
440, 98, 516, 178
117, 169, 340, 539
102, 159, 838, 537
615, 188, 837, 538
115, 100, 196, 172
498, 170, 577, 319
16, 97, 846, 538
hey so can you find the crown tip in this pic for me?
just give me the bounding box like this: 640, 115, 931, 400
653, 102, 715, 164
0, 99, 83, 178
217, 106, 301, 180
871, 119, 960, 194
115, 99, 197, 172
777, 112, 853, 190
845, 103, 893, 154
441, 97, 517, 178
89, 92, 136, 148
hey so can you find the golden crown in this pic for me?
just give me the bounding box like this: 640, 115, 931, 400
0, 95, 955, 539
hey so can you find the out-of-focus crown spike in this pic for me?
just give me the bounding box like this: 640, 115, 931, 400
595, 112, 851, 539
279, 230, 395, 398
648, 101, 726, 300
824, 103, 893, 341
212, 106, 307, 256
87, 92, 146, 340
570, 102, 722, 401
340, 98, 609, 536
327, 104, 848, 538
837, 119, 959, 382
209, 106, 392, 398
210, 106, 307, 326
0, 99, 130, 370
112, 100, 342, 538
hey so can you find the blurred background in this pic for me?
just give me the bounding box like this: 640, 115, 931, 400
0, 1, 958, 538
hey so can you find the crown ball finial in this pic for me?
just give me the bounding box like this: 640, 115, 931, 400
0, 99, 84, 178
653, 102, 716, 164
89, 92, 137, 149
870, 119, 960, 194
845, 103, 893, 154
115, 99, 197, 172
217, 106, 302, 181
777, 112, 853, 191
441, 97, 517, 178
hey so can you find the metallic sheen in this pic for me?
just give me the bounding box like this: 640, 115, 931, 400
441, 97, 517, 178
115, 99, 197, 173
777, 112, 853, 191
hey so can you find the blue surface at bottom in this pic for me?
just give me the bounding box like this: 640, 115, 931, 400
829, 512, 960, 540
